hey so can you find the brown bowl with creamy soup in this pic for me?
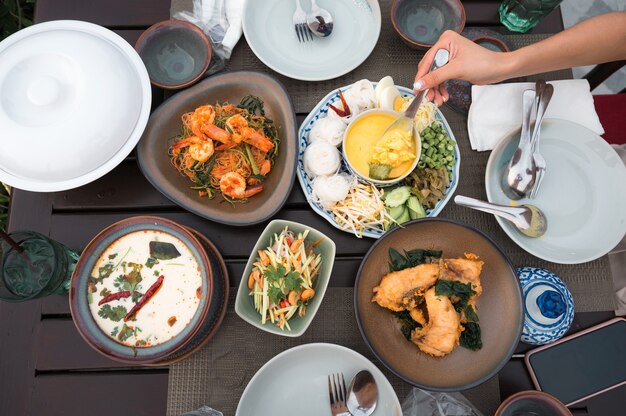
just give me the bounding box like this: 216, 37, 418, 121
69, 216, 213, 364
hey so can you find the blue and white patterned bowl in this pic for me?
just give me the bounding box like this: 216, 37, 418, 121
517, 267, 574, 345
296, 82, 460, 239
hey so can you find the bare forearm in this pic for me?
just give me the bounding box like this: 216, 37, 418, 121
506, 12, 626, 79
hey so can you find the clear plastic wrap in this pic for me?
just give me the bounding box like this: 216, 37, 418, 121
401, 388, 483, 416
181, 405, 223, 416
172, 0, 244, 74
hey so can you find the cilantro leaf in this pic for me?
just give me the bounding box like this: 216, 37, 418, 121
268, 286, 285, 305
110, 326, 119, 337
283, 271, 302, 293
118, 323, 136, 342
98, 304, 128, 322
108, 253, 118, 260
131, 291, 143, 303
96, 263, 115, 283
145, 257, 159, 269
113, 270, 143, 292
263, 264, 286, 284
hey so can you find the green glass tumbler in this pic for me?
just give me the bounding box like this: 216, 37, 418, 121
499, 0, 563, 33
0, 231, 80, 302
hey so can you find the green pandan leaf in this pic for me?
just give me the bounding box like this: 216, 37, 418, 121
149, 241, 181, 260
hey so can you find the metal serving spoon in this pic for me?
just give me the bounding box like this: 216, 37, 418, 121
346, 370, 378, 416
501, 89, 538, 200
529, 82, 554, 199
306, 0, 334, 37
454, 195, 548, 238
377, 49, 449, 145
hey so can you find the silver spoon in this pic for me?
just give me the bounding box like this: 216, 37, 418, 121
306, 0, 333, 37
377, 49, 449, 145
501, 89, 538, 200
529, 82, 554, 199
454, 195, 548, 238
346, 370, 378, 416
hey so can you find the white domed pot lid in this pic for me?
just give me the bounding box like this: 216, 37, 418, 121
0, 20, 151, 192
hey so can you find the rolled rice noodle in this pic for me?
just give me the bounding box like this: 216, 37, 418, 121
343, 79, 376, 116
312, 174, 356, 209
309, 116, 347, 147
303, 141, 341, 177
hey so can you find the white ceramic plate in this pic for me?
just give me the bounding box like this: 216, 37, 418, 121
486, 119, 626, 264
242, 0, 381, 81
236, 343, 402, 416
297, 82, 460, 239
0, 20, 151, 192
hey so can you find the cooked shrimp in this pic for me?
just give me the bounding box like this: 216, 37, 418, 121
219, 172, 263, 199
225, 114, 275, 152
185, 105, 215, 138
201, 123, 231, 144
172, 136, 214, 163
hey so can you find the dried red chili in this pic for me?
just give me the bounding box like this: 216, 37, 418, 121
124, 275, 164, 322
97, 291, 143, 306
328, 90, 351, 117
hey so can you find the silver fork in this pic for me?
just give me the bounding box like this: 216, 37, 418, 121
328, 373, 350, 416
293, 0, 313, 42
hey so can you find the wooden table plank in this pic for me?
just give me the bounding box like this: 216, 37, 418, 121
37, 319, 169, 371
48, 210, 374, 258
32, 372, 168, 416
35, 0, 171, 27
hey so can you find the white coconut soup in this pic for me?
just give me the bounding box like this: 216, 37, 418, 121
88, 230, 202, 347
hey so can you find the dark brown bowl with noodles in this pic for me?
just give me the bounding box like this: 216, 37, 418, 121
354, 218, 523, 391
137, 71, 297, 226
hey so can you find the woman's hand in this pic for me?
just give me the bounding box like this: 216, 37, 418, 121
414, 30, 512, 105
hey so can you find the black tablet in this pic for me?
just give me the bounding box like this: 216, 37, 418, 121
525, 317, 626, 406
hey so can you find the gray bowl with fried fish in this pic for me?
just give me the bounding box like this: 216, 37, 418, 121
354, 218, 523, 391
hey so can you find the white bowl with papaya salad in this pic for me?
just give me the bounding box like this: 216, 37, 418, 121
235, 220, 336, 337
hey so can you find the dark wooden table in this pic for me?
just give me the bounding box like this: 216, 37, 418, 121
0, 1, 621, 415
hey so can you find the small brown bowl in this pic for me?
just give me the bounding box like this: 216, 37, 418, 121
69, 216, 213, 365
496, 391, 572, 416
135, 20, 212, 90
391, 0, 466, 49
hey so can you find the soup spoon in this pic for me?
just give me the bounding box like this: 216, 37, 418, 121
377, 49, 449, 146
454, 195, 548, 238
346, 370, 378, 416
307, 0, 334, 37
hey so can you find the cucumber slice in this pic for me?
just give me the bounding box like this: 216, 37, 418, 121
388, 205, 406, 220
384, 186, 411, 208
396, 207, 411, 224
407, 196, 426, 219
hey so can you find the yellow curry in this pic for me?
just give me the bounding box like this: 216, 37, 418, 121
345, 113, 417, 179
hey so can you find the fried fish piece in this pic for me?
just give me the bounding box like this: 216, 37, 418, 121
371, 264, 439, 311
439, 256, 484, 322
411, 287, 462, 357
439, 256, 484, 297
409, 307, 427, 326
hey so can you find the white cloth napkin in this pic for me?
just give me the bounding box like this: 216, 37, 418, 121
467, 80, 605, 152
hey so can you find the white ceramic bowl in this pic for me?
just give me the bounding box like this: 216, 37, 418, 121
0, 20, 151, 192
342, 108, 421, 186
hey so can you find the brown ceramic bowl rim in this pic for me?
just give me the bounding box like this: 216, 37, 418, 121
353, 217, 523, 391
390, 0, 466, 49
69, 216, 213, 364
135, 19, 212, 90
473, 35, 510, 52
136, 70, 298, 226
495, 390, 572, 416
